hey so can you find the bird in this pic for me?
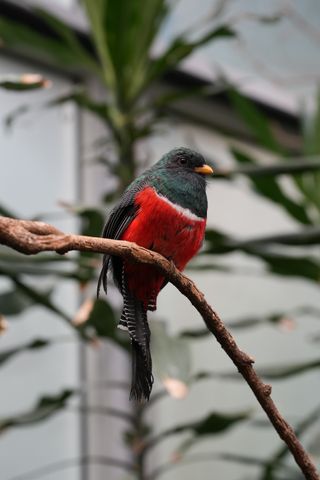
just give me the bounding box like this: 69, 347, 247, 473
97, 147, 213, 401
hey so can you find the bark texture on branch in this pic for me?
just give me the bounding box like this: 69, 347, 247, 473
0, 216, 319, 480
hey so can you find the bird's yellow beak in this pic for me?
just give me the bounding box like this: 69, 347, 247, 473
194, 164, 214, 175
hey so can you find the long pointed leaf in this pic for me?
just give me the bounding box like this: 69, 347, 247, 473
145, 25, 236, 92
0, 339, 49, 367
0, 390, 74, 434
228, 90, 282, 154
231, 148, 312, 225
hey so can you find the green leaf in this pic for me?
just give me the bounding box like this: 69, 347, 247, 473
179, 411, 251, 452
261, 404, 320, 480
294, 91, 320, 218
258, 358, 320, 380
79, 208, 105, 238
0, 338, 49, 367
0, 390, 74, 434
0, 269, 90, 338
192, 358, 320, 384
181, 305, 320, 338
228, 90, 282, 153
97, 0, 170, 101
0, 74, 50, 91
0, 204, 17, 218
204, 228, 320, 282
146, 408, 250, 453
82, 0, 117, 90
204, 227, 320, 254
213, 158, 320, 179
180, 313, 286, 337
0, 286, 52, 316
35, 8, 98, 73
167, 410, 250, 453
77, 207, 105, 280
257, 251, 320, 282
77, 298, 129, 349
48, 91, 112, 126
0, 16, 88, 69
231, 148, 312, 225
193, 410, 250, 436
145, 25, 236, 95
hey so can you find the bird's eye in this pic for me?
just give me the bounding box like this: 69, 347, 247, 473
177, 157, 187, 166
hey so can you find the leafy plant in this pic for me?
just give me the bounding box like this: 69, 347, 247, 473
0, 1, 319, 480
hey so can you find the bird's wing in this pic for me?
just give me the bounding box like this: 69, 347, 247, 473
97, 178, 146, 297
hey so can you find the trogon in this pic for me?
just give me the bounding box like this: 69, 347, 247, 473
97, 147, 213, 401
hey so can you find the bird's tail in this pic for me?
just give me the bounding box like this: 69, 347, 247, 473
120, 289, 153, 401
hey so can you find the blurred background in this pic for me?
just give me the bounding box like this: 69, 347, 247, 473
0, 1, 319, 479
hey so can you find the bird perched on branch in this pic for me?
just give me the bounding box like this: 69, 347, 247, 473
97, 147, 213, 401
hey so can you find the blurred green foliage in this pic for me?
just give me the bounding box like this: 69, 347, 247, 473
0, 1, 319, 479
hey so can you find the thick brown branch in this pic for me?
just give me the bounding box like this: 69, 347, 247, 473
0, 216, 318, 480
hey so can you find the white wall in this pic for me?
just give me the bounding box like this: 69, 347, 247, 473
0, 56, 80, 480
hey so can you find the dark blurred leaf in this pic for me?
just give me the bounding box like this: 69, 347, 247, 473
261, 404, 320, 480
0, 16, 88, 69
9, 276, 71, 323
77, 298, 129, 349
175, 410, 251, 452
258, 358, 320, 380
257, 251, 320, 282
193, 411, 249, 435
0, 390, 74, 434
192, 358, 320, 384
4, 89, 116, 133
294, 92, 320, 217
4, 105, 29, 130
0, 74, 50, 91
213, 158, 320, 179
0, 268, 90, 338
204, 227, 320, 282
79, 208, 104, 238
35, 7, 98, 72
146, 26, 236, 96
149, 409, 250, 453
75, 207, 105, 281
0, 286, 50, 316
228, 90, 282, 153
0, 204, 17, 218
83, 0, 117, 91
304, 91, 320, 157
48, 91, 113, 127
151, 452, 296, 480
182, 305, 320, 338
152, 83, 227, 111
0, 338, 49, 367
205, 226, 320, 255
231, 148, 312, 224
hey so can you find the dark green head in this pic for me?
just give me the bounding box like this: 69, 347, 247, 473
153, 147, 213, 176
146, 147, 213, 218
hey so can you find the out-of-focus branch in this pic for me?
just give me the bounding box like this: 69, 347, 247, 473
0, 216, 319, 480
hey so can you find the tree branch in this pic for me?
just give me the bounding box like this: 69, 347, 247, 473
0, 216, 318, 480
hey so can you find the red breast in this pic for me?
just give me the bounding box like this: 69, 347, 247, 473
121, 186, 206, 308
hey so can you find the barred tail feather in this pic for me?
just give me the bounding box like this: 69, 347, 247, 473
130, 338, 153, 401
121, 278, 153, 401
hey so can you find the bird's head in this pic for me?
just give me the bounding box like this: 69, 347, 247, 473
156, 147, 213, 176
